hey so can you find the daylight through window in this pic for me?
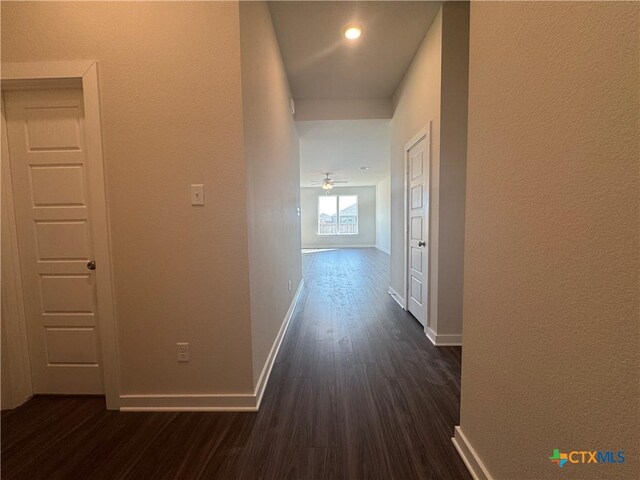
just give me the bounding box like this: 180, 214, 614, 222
317, 195, 358, 235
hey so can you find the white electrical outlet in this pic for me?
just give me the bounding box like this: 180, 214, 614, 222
288, 280, 292, 291
177, 342, 190, 362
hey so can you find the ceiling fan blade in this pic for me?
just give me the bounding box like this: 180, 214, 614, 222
332, 181, 348, 183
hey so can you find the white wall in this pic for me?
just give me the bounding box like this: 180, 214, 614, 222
375, 177, 391, 254
2, 1, 254, 398
1, 1, 303, 407
239, 1, 303, 387
301, 186, 376, 248
390, 7, 442, 328
459, 2, 639, 478
389, 3, 469, 341
294, 98, 392, 121
437, 3, 469, 337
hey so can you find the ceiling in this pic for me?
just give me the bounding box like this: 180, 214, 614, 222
298, 120, 390, 187
268, 1, 441, 100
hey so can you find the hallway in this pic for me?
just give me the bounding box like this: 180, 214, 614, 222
1, 249, 470, 480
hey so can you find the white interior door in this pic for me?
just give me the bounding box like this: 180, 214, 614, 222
3, 87, 104, 394
407, 134, 429, 326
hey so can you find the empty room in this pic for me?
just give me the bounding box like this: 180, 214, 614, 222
1, 1, 638, 479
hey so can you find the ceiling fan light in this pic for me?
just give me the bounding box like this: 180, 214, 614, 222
322, 182, 333, 190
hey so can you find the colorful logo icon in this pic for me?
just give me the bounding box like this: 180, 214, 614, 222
549, 449, 568, 468
549, 448, 625, 468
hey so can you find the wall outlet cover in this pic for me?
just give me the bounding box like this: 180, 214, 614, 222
177, 342, 190, 362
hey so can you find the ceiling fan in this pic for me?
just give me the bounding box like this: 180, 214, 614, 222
311, 172, 348, 190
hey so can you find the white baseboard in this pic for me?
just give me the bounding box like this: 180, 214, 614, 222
388, 286, 406, 309
253, 278, 304, 409
425, 327, 462, 346
120, 279, 305, 412
119, 393, 258, 412
302, 244, 375, 249
375, 245, 390, 255
452, 426, 493, 480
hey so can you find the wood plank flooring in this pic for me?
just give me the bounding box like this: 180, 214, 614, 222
1, 248, 471, 480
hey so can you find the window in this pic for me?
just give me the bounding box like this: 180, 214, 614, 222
318, 195, 358, 235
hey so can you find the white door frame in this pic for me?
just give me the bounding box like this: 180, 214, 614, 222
403, 123, 435, 329
1, 61, 121, 409
1, 100, 32, 409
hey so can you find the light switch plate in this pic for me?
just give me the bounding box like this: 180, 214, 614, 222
190, 184, 204, 206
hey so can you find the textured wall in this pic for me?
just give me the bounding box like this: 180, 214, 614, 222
390, 3, 469, 337
437, 3, 469, 335
301, 186, 376, 248
460, 2, 639, 479
390, 7, 442, 313
239, 1, 303, 387
2, 1, 255, 395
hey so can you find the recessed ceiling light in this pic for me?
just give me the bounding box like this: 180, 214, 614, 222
344, 25, 362, 40
360, 166, 370, 170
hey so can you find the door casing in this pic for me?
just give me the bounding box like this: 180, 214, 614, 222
403, 123, 435, 332
1, 61, 121, 409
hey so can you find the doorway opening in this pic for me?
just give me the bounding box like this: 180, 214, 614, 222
298, 119, 391, 263
266, 0, 468, 347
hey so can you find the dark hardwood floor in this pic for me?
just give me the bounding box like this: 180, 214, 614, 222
1, 248, 471, 480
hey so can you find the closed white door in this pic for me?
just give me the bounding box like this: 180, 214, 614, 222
4, 87, 104, 394
407, 134, 429, 326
